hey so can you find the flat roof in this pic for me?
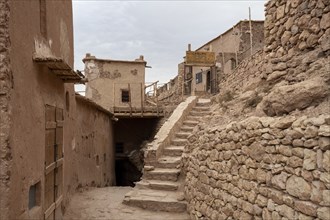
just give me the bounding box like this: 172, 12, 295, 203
82, 55, 147, 65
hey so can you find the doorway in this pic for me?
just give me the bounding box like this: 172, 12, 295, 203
44, 105, 64, 220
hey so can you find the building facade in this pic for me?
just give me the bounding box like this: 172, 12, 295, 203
83, 54, 147, 113
0, 1, 115, 219
185, 20, 264, 96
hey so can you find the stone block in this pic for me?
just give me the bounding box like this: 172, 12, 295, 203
294, 200, 317, 217
286, 175, 311, 199
304, 149, 317, 170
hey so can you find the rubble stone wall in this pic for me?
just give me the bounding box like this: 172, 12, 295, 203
262, 0, 330, 85
184, 115, 330, 220
219, 50, 264, 94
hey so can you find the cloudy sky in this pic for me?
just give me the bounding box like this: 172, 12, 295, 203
72, 0, 266, 88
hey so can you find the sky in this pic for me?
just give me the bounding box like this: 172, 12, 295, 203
72, 0, 267, 91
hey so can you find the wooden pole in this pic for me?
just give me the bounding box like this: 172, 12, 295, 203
113, 82, 115, 112
128, 83, 132, 117
249, 7, 253, 56
140, 83, 144, 117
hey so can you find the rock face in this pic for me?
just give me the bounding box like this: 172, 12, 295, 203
258, 77, 329, 116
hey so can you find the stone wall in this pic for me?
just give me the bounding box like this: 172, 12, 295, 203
183, 0, 330, 219
219, 50, 264, 94
183, 115, 330, 220
0, 1, 12, 219
262, 0, 330, 85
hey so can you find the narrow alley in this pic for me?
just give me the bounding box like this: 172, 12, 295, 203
63, 187, 189, 220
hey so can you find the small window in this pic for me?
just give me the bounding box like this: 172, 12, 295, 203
29, 182, 41, 209
121, 90, 130, 103
116, 143, 124, 153
196, 72, 202, 84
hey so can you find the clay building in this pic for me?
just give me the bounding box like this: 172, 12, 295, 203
83, 53, 164, 116
0, 1, 115, 219
157, 20, 264, 100
83, 54, 164, 186
184, 20, 264, 95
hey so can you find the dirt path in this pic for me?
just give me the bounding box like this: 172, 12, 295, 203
63, 186, 190, 220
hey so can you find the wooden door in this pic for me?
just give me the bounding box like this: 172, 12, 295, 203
44, 105, 64, 220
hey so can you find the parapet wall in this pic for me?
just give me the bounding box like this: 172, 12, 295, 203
145, 96, 197, 166
184, 114, 330, 220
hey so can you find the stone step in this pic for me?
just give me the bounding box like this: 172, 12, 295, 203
123, 189, 187, 212
171, 138, 187, 146
163, 145, 185, 156
186, 115, 201, 121
190, 110, 211, 117
144, 168, 180, 181
192, 106, 210, 112
176, 132, 190, 139
136, 180, 180, 191
183, 120, 198, 127
181, 126, 194, 132
157, 156, 181, 168
196, 99, 211, 107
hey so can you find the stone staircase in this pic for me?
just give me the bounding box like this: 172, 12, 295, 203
123, 99, 211, 212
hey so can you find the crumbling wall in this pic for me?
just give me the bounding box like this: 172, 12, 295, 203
0, 1, 12, 219
184, 115, 330, 220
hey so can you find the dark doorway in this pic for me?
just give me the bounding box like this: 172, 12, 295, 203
114, 117, 160, 186
206, 71, 211, 92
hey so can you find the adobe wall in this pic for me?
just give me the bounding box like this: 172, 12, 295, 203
63, 95, 115, 195
84, 56, 146, 110
7, 1, 75, 219
184, 115, 330, 220
0, 1, 12, 219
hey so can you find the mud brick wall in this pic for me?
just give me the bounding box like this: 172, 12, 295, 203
0, 1, 12, 219
183, 115, 330, 220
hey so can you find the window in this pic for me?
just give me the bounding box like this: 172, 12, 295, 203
121, 90, 130, 103
29, 182, 41, 209
196, 72, 202, 84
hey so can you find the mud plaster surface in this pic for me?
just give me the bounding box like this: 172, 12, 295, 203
63, 187, 190, 220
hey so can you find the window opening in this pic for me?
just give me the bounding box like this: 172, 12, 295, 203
121, 90, 130, 103
196, 72, 202, 84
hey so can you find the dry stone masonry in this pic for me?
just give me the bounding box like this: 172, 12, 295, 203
183, 115, 330, 220
182, 0, 330, 219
